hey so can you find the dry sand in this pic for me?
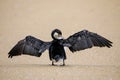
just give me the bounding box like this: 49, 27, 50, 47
0, 0, 120, 80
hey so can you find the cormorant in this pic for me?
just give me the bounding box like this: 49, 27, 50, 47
8, 29, 113, 66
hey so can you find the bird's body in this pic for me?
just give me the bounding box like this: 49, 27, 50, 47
8, 29, 113, 66
49, 39, 66, 65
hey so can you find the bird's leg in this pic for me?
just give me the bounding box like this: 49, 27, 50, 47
52, 61, 54, 66
63, 60, 65, 66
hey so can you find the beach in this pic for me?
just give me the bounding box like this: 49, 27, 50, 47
0, 0, 120, 80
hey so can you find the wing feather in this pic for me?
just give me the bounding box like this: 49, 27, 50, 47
8, 36, 51, 58
65, 30, 112, 52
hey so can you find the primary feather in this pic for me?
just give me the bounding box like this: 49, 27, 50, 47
66, 30, 112, 52
8, 36, 51, 58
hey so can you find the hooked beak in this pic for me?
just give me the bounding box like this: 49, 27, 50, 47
57, 34, 64, 39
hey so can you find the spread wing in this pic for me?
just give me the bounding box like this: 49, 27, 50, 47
63, 30, 113, 52
8, 36, 51, 58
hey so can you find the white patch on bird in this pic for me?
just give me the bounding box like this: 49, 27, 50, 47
57, 59, 64, 65
54, 59, 63, 66
57, 36, 63, 39
53, 32, 59, 39
53, 59, 64, 66
53, 32, 63, 39
64, 47, 67, 50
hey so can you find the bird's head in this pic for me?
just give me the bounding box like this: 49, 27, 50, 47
51, 29, 63, 40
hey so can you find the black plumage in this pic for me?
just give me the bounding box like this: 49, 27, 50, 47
8, 36, 51, 58
8, 29, 113, 66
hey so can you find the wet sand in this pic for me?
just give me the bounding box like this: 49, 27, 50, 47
0, 0, 120, 80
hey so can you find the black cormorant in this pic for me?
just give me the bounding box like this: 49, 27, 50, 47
8, 29, 113, 66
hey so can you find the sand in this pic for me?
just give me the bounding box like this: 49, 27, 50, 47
0, 0, 120, 80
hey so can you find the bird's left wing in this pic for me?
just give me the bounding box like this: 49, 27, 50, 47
62, 30, 113, 52
8, 36, 51, 58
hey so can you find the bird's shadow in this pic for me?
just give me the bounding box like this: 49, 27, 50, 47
0, 64, 82, 68
0, 64, 118, 68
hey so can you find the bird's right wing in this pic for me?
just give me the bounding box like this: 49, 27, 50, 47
62, 30, 113, 52
8, 36, 51, 58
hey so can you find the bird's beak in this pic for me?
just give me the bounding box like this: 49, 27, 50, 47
58, 34, 64, 39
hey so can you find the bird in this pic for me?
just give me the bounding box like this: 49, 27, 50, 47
8, 29, 113, 66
